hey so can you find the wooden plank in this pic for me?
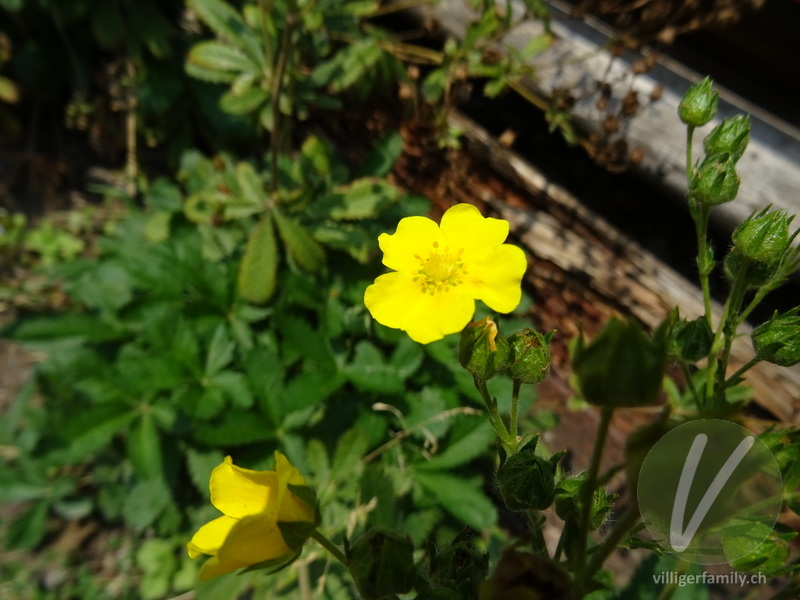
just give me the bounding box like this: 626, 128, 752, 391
422, 0, 800, 234
450, 110, 800, 423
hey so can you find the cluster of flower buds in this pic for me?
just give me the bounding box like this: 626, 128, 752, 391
458, 318, 553, 384
680, 77, 752, 206
752, 309, 800, 367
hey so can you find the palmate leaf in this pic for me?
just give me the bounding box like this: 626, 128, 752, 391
273, 209, 325, 273
238, 212, 278, 303
188, 0, 264, 64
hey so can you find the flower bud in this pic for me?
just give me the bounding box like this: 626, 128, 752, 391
725, 208, 798, 287
497, 436, 564, 511
554, 474, 613, 531
479, 549, 570, 600
678, 77, 718, 127
669, 316, 713, 363
752, 309, 800, 367
504, 329, 553, 384
704, 115, 750, 162
459, 317, 510, 380
690, 154, 740, 205
422, 529, 489, 600
347, 528, 415, 600
571, 317, 666, 408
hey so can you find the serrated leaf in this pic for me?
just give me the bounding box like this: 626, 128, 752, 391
206, 324, 235, 376
331, 428, 369, 482
344, 341, 403, 394
236, 161, 266, 206
310, 38, 382, 92
194, 385, 226, 419
356, 131, 403, 178
416, 419, 494, 471
127, 413, 163, 481
220, 86, 268, 115
212, 371, 253, 408
317, 178, 401, 220
413, 471, 497, 530
389, 336, 423, 379
123, 478, 170, 530
238, 212, 278, 303
4, 313, 124, 345
60, 406, 138, 463
192, 410, 275, 446
186, 448, 224, 499
272, 209, 325, 273
187, 0, 264, 63
6, 500, 49, 550
187, 41, 256, 74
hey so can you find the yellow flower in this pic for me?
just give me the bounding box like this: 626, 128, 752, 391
187, 452, 316, 581
364, 203, 527, 343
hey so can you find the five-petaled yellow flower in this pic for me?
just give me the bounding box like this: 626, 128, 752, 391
364, 203, 526, 343
187, 452, 315, 581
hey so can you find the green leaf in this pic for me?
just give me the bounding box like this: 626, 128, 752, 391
60, 406, 138, 463
186, 448, 224, 499
144, 211, 171, 243
123, 478, 171, 530
331, 428, 369, 482
192, 410, 275, 446
238, 211, 278, 303
187, 0, 263, 63
345, 341, 404, 395
316, 178, 401, 221
212, 371, 253, 408
389, 336, 424, 379
413, 471, 497, 530
6, 500, 49, 550
127, 412, 163, 481
356, 131, 404, 178
187, 41, 256, 74
206, 324, 235, 376
310, 38, 382, 93
220, 86, 268, 115
272, 209, 325, 273
617, 554, 710, 600
145, 178, 183, 212
4, 313, 124, 346
136, 539, 178, 600
416, 419, 494, 471
236, 161, 267, 206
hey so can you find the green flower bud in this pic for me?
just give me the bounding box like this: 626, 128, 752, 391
704, 115, 750, 162
421, 529, 489, 600
690, 154, 740, 205
347, 528, 415, 600
571, 317, 666, 408
678, 77, 718, 127
752, 309, 800, 367
497, 436, 564, 511
669, 316, 713, 363
479, 548, 571, 600
504, 329, 553, 384
459, 317, 510, 380
725, 208, 798, 287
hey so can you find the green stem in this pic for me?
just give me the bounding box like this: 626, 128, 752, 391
474, 377, 515, 453
685, 125, 695, 180
573, 407, 613, 590
581, 506, 640, 586
510, 379, 521, 446
310, 530, 347, 566
528, 509, 548, 556
710, 273, 749, 410
721, 356, 760, 390
680, 363, 702, 409
268, 0, 296, 194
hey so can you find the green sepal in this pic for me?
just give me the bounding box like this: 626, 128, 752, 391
277, 519, 317, 552
238, 548, 302, 576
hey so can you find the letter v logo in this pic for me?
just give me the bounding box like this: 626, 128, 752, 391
669, 433, 755, 552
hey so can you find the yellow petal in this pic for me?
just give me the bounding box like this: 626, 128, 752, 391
209, 456, 279, 518
198, 555, 245, 581
274, 452, 315, 523
378, 215, 443, 272
188, 515, 237, 558
401, 286, 475, 343
216, 513, 292, 568
440, 204, 510, 259
464, 244, 527, 313
366, 272, 475, 343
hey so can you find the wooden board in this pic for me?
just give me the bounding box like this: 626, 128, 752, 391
450, 110, 800, 423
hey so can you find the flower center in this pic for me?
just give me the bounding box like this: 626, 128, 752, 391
413, 241, 466, 295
